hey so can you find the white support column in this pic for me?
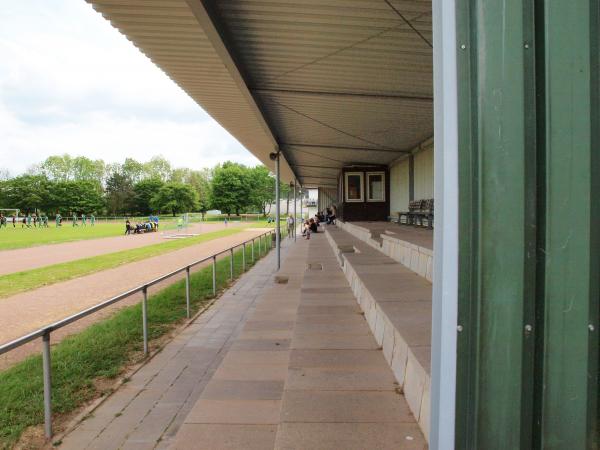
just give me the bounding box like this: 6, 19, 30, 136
430, 0, 459, 448
293, 180, 297, 241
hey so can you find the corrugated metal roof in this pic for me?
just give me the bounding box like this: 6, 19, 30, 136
86, 0, 433, 187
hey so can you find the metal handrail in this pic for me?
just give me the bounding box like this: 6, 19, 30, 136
0, 228, 279, 439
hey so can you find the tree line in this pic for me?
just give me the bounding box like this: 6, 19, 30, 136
0, 155, 291, 217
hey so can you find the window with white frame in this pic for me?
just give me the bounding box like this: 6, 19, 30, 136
345, 172, 363, 202
366, 172, 385, 202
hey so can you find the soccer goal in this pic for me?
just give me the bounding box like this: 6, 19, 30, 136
0, 208, 20, 218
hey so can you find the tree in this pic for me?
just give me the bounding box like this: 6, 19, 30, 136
280, 181, 291, 214
210, 162, 250, 217
71, 156, 105, 183
186, 169, 211, 217
105, 172, 134, 215
143, 156, 172, 182
39, 154, 104, 184
151, 182, 198, 216
51, 180, 104, 215
121, 158, 146, 184
248, 165, 275, 216
132, 178, 164, 215
39, 155, 73, 181
0, 175, 52, 214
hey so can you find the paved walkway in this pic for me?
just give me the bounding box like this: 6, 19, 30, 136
59, 239, 290, 450
0, 222, 244, 276
0, 230, 269, 369
172, 235, 425, 449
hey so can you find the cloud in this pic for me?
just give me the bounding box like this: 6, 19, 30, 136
0, 0, 260, 175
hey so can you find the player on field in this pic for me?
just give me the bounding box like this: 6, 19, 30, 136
90, 214, 95, 226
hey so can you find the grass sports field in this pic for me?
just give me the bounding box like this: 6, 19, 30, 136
0, 228, 244, 298
0, 223, 126, 250
0, 221, 279, 298
0, 218, 280, 251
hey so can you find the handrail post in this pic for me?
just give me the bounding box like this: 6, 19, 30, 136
242, 243, 246, 272
229, 248, 234, 281
251, 238, 255, 262
142, 286, 148, 355
42, 331, 52, 439
185, 267, 191, 319
212, 255, 217, 296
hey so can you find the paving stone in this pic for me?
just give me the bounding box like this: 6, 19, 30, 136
230, 338, 291, 351
173, 424, 277, 450
297, 304, 362, 315
294, 314, 367, 325
285, 367, 397, 391
185, 399, 282, 424
289, 349, 388, 369
280, 390, 414, 423
220, 350, 290, 367
243, 320, 295, 331
274, 422, 427, 450
200, 380, 285, 400
294, 322, 371, 336
237, 330, 294, 340
291, 333, 379, 349
212, 364, 289, 381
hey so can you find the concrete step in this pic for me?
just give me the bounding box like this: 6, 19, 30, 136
325, 225, 432, 441
336, 221, 433, 282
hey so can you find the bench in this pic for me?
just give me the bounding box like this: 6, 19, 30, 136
398, 199, 434, 229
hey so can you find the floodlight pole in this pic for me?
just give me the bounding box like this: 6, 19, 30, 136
275, 152, 281, 270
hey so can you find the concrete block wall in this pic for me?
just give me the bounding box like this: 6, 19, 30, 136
381, 235, 433, 282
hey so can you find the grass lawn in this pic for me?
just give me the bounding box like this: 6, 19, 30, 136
0, 240, 268, 448
0, 227, 251, 299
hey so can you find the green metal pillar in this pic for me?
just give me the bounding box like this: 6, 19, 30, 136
455, 1, 536, 448
455, 0, 598, 448
535, 1, 599, 448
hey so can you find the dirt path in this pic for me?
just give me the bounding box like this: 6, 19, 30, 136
0, 222, 245, 276
0, 229, 270, 369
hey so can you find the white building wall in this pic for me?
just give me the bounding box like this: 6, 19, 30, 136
390, 159, 410, 214
317, 187, 337, 213
414, 145, 434, 199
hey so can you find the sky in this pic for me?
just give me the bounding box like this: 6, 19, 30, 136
0, 0, 261, 176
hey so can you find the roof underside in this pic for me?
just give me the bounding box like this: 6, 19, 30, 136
87, 0, 433, 187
